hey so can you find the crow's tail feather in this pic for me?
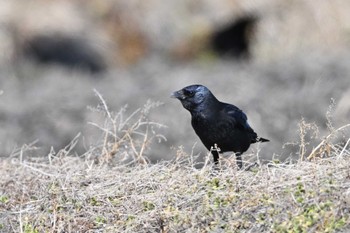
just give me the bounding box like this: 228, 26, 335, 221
258, 137, 269, 142
252, 136, 269, 143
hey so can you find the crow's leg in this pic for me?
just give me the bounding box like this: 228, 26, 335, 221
236, 152, 242, 169
210, 144, 220, 166
210, 150, 220, 172
212, 150, 220, 166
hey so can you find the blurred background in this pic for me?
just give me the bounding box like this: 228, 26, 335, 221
0, 0, 350, 162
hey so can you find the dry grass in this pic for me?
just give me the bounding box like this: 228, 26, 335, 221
86, 90, 166, 165
1, 99, 350, 233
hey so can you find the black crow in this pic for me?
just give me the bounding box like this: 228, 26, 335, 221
171, 84, 269, 168
23, 35, 106, 73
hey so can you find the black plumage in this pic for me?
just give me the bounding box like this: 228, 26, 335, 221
23, 35, 106, 73
171, 84, 269, 168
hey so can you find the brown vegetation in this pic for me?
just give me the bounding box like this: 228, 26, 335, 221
1, 98, 350, 232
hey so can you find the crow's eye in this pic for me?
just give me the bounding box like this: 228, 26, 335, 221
185, 90, 195, 97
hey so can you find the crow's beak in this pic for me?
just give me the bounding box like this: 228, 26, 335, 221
170, 90, 184, 99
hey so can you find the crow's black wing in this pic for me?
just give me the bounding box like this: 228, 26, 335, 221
222, 104, 251, 130
222, 103, 259, 141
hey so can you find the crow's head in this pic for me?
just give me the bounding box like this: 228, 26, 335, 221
171, 84, 212, 111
